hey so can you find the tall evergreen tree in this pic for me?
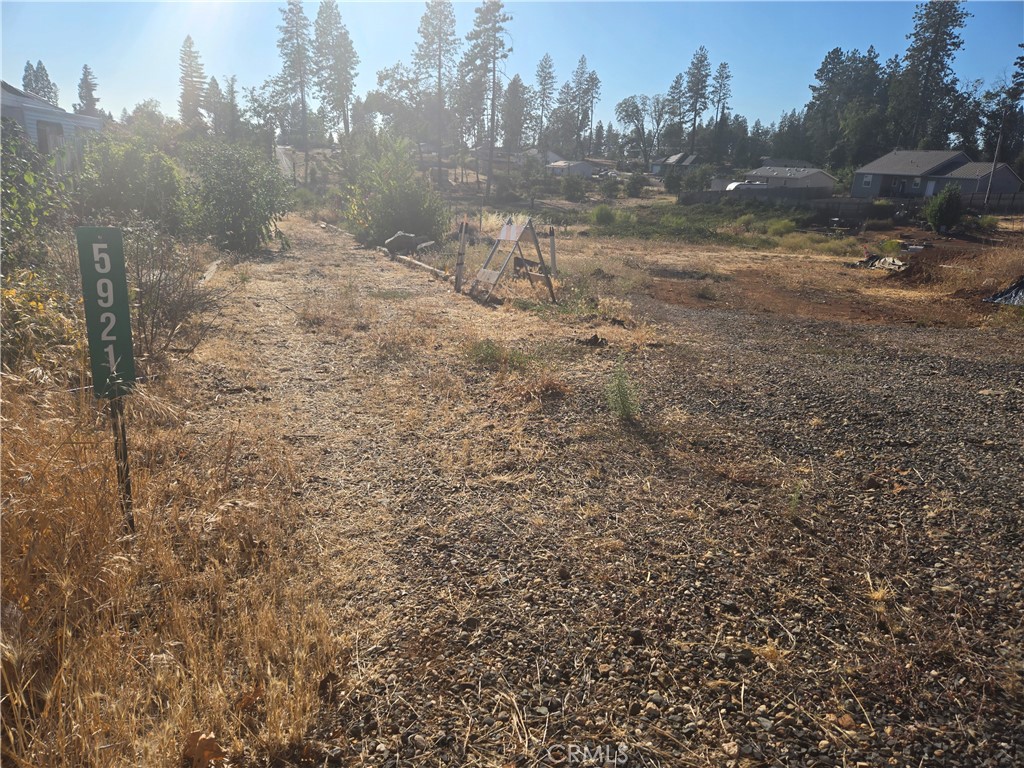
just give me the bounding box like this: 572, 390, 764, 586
534, 53, 556, 148
888, 0, 971, 148
178, 35, 207, 128
501, 73, 529, 154
414, 0, 460, 181
74, 65, 100, 116
684, 46, 711, 154
278, 0, 313, 180
313, 0, 359, 137
205, 76, 225, 135
23, 60, 59, 106
223, 76, 242, 141
464, 0, 512, 197
710, 62, 732, 125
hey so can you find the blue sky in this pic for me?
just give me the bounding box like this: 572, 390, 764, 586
2, 1, 1021, 131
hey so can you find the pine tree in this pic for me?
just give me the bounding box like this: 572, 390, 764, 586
23, 61, 59, 106
534, 53, 556, 148
414, 0, 459, 170
178, 35, 207, 128
501, 73, 529, 154
74, 65, 100, 115
684, 46, 711, 154
223, 76, 242, 141
464, 0, 512, 197
205, 76, 225, 135
313, 0, 359, 137
889, 0, 971, 148
278, 0, 312, 159
710, 62, 732, 125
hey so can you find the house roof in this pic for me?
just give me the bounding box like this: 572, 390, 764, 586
2, 80, 66, 111
855, 149, 968, 177
747, 166, 837, 181
942, 162, 998, 180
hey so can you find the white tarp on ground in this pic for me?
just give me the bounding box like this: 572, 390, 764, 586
985, 276, 1024, 306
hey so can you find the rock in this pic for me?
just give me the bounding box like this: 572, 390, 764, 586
628, 628, 645, 646
722, 741, 739, 757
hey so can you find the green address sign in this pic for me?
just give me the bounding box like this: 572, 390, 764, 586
76, 227, 136, 398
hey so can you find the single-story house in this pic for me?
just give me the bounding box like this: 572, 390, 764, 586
745, 165, 838, 193
851, 149, 1022, 198
1, 80, 102, 170
547, 160, 594, 178
515, 148, 564, 166
651, 153, 698, 176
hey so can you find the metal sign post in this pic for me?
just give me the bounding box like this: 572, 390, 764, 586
76, 227, 136, 532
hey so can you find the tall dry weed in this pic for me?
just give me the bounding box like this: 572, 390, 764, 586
1, 374, 344, 766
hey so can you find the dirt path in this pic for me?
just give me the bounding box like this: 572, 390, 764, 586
194, 217, 1023, 767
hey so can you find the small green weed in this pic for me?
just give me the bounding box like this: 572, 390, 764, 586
606, 359, 640, 422
466, 338, 530, 371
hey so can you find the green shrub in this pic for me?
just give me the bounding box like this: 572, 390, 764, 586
735, 213, 756, 232
924, 184, 962, 233
1, 119, 71, 269
663, 170, 683, 195
1, 268, 81, 373
767, 219, 796, 237
79, 133, 186, 234
592, 204, 615, 226
625, 174, 646, 198
600, 176, 621, 199
978, 215, 998, 231
186, 142, 292, 253
343, 134, 448, 247
562, 175, 586, 202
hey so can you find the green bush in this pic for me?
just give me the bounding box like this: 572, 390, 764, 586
1, 119, 71, 269
767, 219, 796, 237
562, 175, 586, 203
343, 134, 448, 247
600, 176, 621, 199
625, 174, 646, 198
924, 184, 962, 233
592, 204, 615, 226
663, 170, 683, 195
79, 133, 186, 234
186, 142, 292, 253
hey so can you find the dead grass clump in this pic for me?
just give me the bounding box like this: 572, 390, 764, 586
1, 375, 344, 766
515, 375, 571, 403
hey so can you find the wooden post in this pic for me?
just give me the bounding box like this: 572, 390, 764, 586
109, 396, 135, 534
455, 215, 467, 293
548, 226, 557, 275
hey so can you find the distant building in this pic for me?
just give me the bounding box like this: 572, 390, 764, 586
851, 149, 1022, 198
547, 160, 594, 178
745, 165, 838, 193
1, 80, 102, 171
651, 153, 698, 176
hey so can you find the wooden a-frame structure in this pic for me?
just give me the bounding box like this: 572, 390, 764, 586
466, 217, 557, 304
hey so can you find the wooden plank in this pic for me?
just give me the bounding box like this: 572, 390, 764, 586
475, 268, 501, 286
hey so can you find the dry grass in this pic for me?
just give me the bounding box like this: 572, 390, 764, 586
1, 372, 345, 765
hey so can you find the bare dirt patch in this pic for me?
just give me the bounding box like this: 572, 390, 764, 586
192, 215, 1022, 767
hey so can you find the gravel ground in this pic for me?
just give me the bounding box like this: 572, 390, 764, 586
195, 217, 1023, 767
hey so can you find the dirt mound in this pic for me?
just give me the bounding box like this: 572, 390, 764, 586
889, 248, 974, 287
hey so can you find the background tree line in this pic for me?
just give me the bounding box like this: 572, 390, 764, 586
14, 0, 1024, 195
